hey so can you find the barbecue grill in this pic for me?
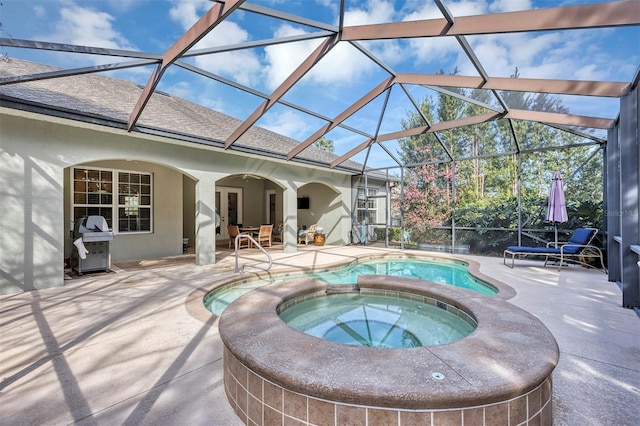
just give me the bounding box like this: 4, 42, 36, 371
73, 215, 114, 275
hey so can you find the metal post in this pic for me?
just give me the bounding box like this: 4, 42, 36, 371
517, 153, 522, 246
400, 166, 405, 250
364, 172, 369, 245
606, 126, 621, 282
385, 169, 390, 248
618, 87, 639, 308
451, 160, 456, 249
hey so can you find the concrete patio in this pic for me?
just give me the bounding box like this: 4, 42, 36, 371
1, 246, 638, 425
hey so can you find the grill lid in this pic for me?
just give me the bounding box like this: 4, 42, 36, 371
83, 215, 109, 232
75, 215, 114, 241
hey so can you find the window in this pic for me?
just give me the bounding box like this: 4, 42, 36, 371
73, 168, 114, 228
118, 172, 152, 232
73, 167, 152, 233
356, 187, 377, 224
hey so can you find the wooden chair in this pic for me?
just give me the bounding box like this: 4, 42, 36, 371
254, 224, 273, 248
228, 225, 249, 249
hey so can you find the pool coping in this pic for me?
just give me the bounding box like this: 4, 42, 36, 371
218, 275, 559, 410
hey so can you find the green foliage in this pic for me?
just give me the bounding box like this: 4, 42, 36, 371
374, 227, 403, 242
313, 136, 334, 153
395, 67, 604, 253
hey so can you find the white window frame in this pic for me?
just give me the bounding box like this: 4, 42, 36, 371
356, 187, 377, 224
72, 166, 153, 235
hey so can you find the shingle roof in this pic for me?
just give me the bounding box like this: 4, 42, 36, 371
0, 58, 363, 172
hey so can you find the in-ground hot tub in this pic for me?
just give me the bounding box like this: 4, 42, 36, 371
219, 275, 559, 426
280, 288, 477, 348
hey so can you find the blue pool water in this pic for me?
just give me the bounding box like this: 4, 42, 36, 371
279, 293, 476, 347
204, 258, 496, 316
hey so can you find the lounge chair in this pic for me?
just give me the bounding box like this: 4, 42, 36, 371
298, 224, 317, 245
503, 228, 606, 271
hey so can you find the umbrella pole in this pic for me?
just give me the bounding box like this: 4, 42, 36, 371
554, 224, 558, 248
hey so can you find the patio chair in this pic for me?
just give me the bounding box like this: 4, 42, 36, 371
298, 224, 317, 245
254, 224, 273, 248
503, 228, 606, 271
272, 223, 283, 242
228, 225, 249, 249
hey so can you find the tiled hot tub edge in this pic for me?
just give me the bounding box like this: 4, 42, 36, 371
223, 347, 553, 426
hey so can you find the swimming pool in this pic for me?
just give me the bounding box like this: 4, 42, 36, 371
204, 257, 497, 316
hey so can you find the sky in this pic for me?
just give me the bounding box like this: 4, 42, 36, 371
1, 0, 639, 168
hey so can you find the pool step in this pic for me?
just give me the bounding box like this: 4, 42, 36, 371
325, 284, 360, 294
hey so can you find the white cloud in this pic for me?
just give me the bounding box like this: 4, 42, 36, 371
261, 109, 312, 139
400, 1, 487, 66
106, 0, 138, 13
408, 37, 461, 66
263, 24, 377, 91
457, 36, 509, 76
364, 39, 406, 66
168, 0, 262, 86
168, 0, 208, 29
488, 0, 533, 13
33, 5, 46, 18
341, 0, 405, 66
404, 0, 488, 21
164, 80, 196, 102
263, 25, 314, 90
343, 0, 396, 25
455, 33, 563, 78
314, 0, 336, 8
44, 3, 136, 51
453, 24, 623, 92
309, 42, 378, 85
192, 21, 262, 86
443, 1, 488, 17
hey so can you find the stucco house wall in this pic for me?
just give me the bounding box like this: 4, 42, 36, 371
0, 108, 354, 294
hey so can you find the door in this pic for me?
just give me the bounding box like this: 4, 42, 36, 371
266, 189, 276, 224
216, 187, 243, 240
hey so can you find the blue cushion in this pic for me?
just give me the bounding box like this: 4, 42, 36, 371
561, 245, 583, 254
567, 228, 595, 246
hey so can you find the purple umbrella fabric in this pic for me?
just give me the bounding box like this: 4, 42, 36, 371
546, 171, 568, 247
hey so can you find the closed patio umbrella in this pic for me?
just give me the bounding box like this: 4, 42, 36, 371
546, 171, 568, 247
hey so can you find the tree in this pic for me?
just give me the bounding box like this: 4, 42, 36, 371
396, 67, 604, 253
313, 136, 334, 153
393, 145, 451, 243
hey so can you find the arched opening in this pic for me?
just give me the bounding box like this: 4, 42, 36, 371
297, 182, 342, 245
64, 159, 197, 270
215, 174, 285, 246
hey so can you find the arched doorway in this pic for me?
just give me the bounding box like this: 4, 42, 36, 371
215, 174, 284, 243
